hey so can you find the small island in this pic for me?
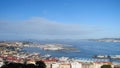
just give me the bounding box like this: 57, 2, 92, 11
41, 44, 80, 52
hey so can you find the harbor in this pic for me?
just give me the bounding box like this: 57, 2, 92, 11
0, 40, 120, 68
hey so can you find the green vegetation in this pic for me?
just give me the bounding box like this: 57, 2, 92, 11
101, 65, 112, 68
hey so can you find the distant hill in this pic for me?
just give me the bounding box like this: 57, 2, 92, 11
89, 38, 120, 42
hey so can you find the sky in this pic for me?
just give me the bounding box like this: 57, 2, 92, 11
0, 0, 120, 40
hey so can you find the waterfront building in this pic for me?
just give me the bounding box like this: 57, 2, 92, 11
43, 58, 58, 68
59, 63, 71, 68
27, 59, 36, 65
71, 62, 82, 68
51, 63, 60, 68
82, 62, 94, 68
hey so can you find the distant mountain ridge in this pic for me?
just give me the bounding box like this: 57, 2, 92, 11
90, 38, 120, 42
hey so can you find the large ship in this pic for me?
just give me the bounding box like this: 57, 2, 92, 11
93, 55, 120, 60
93, 55, 109, 59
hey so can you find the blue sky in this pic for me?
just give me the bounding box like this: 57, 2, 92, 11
0, 0, 120, 40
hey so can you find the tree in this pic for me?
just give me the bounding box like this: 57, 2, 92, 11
101, 65, 112, 68
1, 62, 24, 68
26, 64, 36, 68
1, 61, 46, 68
36, 61, 46, 68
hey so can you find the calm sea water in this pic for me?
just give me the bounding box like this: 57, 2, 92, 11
23, 40, 120, 59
